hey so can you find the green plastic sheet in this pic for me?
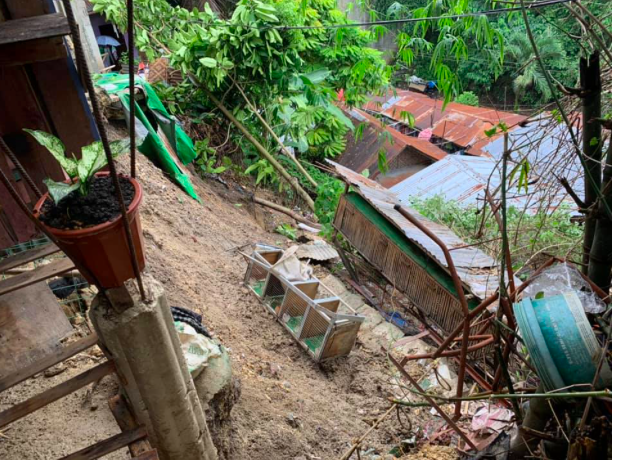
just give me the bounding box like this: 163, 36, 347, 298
94, 73, 201, 202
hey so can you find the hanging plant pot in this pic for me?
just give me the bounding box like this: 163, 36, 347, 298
34, 172, 146, 288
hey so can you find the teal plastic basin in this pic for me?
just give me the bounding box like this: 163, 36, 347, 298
514, 291, 611, 391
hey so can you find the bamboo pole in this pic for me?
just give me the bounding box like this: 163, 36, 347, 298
253, 196, 321, 228
202, 87, 316, 211
234, 82, 319, 189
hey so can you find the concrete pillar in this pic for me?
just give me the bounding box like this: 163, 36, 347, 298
90, 275, 218, 460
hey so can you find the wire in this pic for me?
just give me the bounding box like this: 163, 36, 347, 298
267, 0, 574, 31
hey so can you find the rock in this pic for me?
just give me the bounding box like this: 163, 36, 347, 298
286, 413, 300, 429
282, 380, 292, 390
44, 364, 67, 378
269, 363, 282, 379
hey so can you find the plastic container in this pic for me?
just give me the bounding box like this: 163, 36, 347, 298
34, 172, 146, 288
514, 292, 611, 391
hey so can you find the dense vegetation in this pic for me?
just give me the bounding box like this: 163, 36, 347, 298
370, 0, 611, 109
411, 196, 584, 274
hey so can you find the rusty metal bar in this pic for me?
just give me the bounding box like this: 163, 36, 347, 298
61, 0, 146, 300
388, 353, 477, 451
394, 204, 470, 316
394, 204, 471, 416
403, 336, 494, 359
0, 136, 43, 199
127, 0, 137, 179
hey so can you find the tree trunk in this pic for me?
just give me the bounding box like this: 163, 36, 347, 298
588, 139, 611, 291
580, 52, 602, 275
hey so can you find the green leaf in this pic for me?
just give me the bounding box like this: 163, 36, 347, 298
302, 69, 331, 85
78, 142, 101, 184
484, 126, 498, 138
44, 178, 80, 204
24, 129, 78, 177
361, 169, 370, 177
378, 148, 389, 175
590, 137, 599, 147
325, 104, 354, 130
199, 57, 217, 68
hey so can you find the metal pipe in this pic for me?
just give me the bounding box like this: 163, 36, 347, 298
0, 137, 43, 199
61, 0, 146, 300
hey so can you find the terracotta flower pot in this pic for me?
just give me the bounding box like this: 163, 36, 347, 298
34, 172, 146, 288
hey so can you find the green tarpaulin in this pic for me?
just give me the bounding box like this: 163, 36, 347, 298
94, 73, 201, 202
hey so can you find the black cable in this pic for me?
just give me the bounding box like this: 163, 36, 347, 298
268, 0, 574, 31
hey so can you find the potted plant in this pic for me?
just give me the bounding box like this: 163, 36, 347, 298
25, 129, 146, 288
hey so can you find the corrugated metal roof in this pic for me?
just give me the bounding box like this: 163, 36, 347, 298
480, 115, 585, 200
328, 160, 508, 300
338, 109, 447, 177
365, 91, 527, 154
392, 155, 501, 208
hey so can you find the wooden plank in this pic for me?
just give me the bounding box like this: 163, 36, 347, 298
60, 426, 147, 460
132, 450, 160, 460
0, 37, 67, 66
0, 281, 74, 379
0, 13, 69, 45
0, 242, 60, 273
0, 360, 115, 429
31, 57, 97, 158
108, 395, 153, 457
0, 256, 74, 296
0, 333, 99, 392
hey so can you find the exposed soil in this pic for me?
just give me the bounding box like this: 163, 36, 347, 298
40, 176, 135, 230
0, 150, 453, 459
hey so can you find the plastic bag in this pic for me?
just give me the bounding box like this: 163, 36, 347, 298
175, 321, 221, 377
271, 246, 313, 282
524, 263, 606, 314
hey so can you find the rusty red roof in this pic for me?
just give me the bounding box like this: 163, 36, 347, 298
365, 91, 528, 155
337, 108, 447, 177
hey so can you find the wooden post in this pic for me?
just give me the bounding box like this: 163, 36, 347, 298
580, 52, 602, 275
58, 0, 104, 75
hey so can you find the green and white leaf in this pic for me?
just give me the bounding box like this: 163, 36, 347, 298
24, 129, 78, 178
44, 178, 80, 204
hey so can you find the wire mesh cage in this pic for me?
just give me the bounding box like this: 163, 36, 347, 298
242, 246, 365, 362
244, 248, 283, 298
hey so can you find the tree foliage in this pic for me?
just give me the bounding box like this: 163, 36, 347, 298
93, 0, 391, 175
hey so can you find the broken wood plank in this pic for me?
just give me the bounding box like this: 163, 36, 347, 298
0, 257, 74, 296
109, 395, 154, 457
60, 426, 147, 460
0, 282, 74, 379
0, 13, 70, 46
0, 243, 60, 273
0, 333, 99, 392
132, 449, 160, 460
0, 360, 115, 429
